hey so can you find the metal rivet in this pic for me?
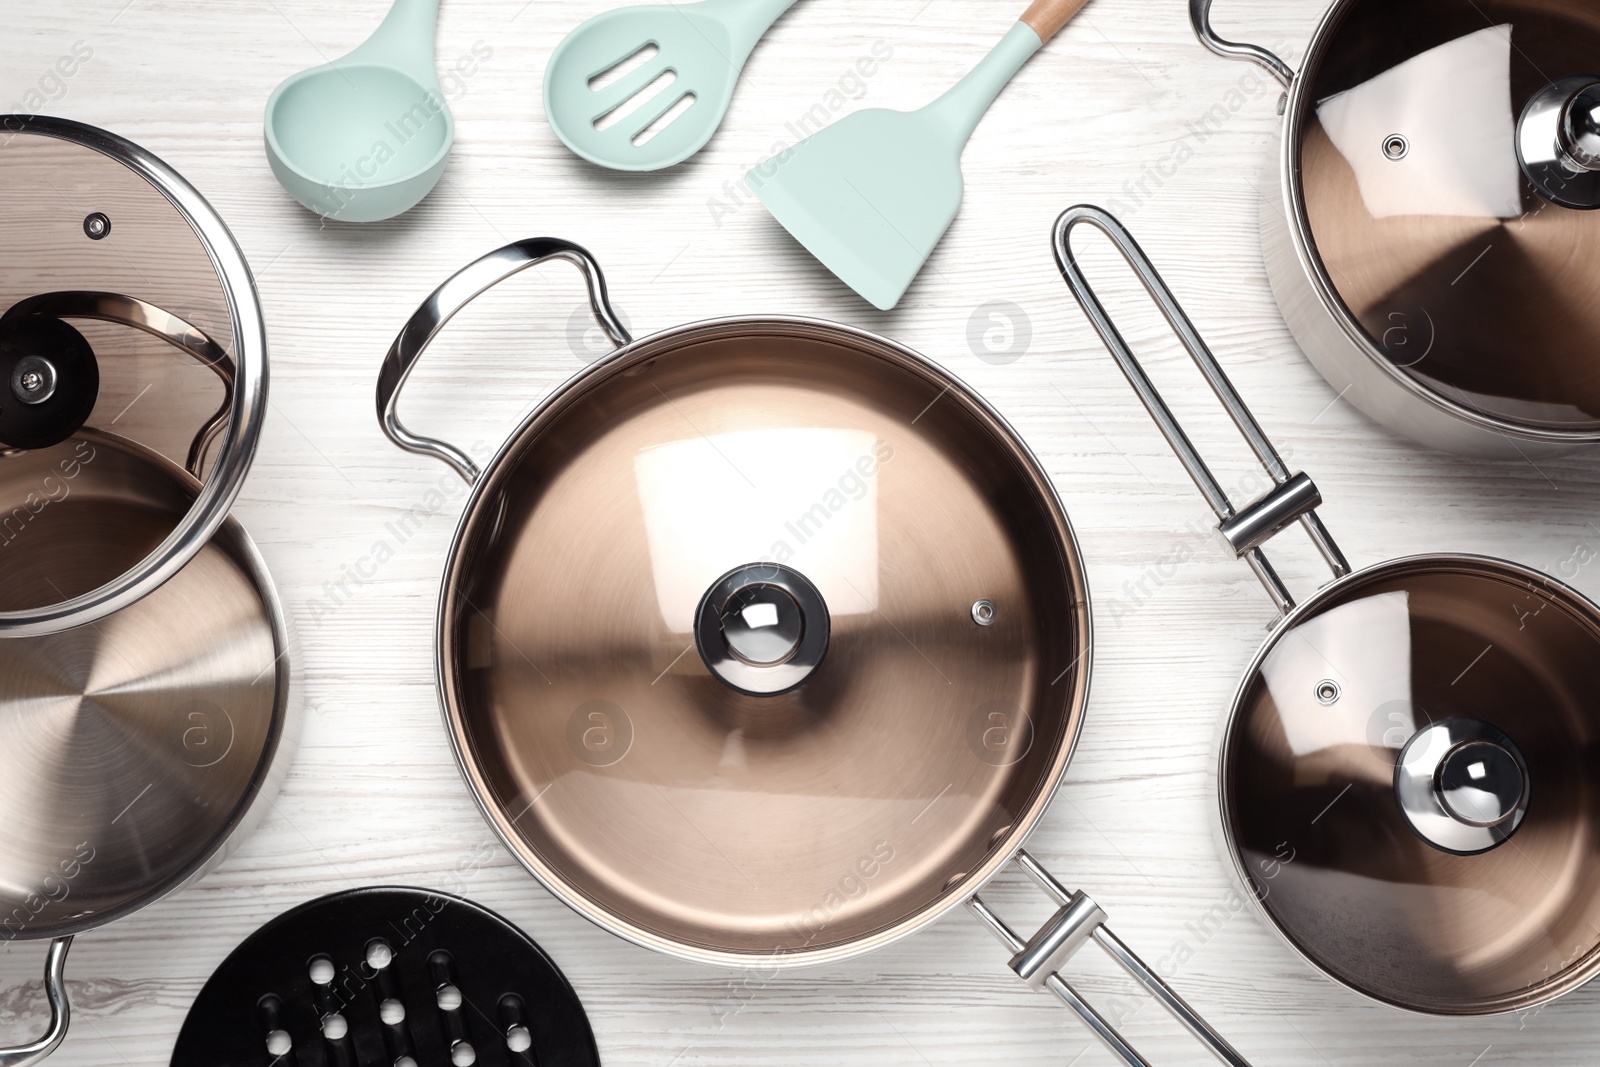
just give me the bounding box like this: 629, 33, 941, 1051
1383, 134, 1409, 161
1316, 680, 1341, 706
83, 212, 111, 240
11, 355, 57, 405
971, 599, 997, 627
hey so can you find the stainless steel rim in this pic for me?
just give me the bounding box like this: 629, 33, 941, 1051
0, 115, 269, 635
1214, 551, 1600, 1017
1275, 4, 1600, 447
430, 314, 1095, 969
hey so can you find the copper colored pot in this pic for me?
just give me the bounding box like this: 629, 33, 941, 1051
376, 239, 1253, 1066
1057, 204, 1600, 1017
1193, 0, 1600, 458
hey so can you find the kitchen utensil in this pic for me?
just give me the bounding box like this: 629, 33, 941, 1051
746, 0, 1089, 310
170, 887, 599, 1067
375, 237, 1253, 1066
0, 116, 295, 1065
1056, 202, 1600, 1016
545, 0, 802, 171
265, 0, 453, 222
1192, 0, 1600, 458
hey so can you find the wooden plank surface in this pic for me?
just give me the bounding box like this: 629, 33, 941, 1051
2, 0, 1598, 1064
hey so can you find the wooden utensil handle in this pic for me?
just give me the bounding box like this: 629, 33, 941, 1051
1021, 0, 1090, 42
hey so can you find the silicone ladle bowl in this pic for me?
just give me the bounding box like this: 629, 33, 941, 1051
265, 0, 453, 223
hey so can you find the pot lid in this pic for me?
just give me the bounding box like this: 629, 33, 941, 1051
0, 116, 266, 635
1222, 556, 1600, 1014
1295, 0, 1600, 434
0, 430, 288, 940
436, 318, 1091, 965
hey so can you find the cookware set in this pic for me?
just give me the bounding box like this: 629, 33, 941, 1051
5, 0, 1600, 1064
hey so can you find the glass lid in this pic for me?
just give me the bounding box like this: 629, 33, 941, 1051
1224, 556, 1600, 1014
1296, 0, 1600, 432
440, 321, 1090, 964
0, 117, 264, 635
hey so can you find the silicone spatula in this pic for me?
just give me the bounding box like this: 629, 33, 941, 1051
746, 0, 1090, 309
546, 0, 803, 171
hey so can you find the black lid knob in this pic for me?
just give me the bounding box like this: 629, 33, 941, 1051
0, 315, 99, 450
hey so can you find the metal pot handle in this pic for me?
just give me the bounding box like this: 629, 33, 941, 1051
1188, 0, 1293, 86
3, 292, 236, 478
375, 238, 631, 484
0, 937, 72, 1067
969, 853, 1249, 1066
1052, 205, 1350, 617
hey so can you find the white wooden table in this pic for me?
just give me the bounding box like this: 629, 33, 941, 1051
3, 0, 1598, 1063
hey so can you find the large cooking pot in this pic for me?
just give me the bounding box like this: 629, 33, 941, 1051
377, 239, 1252, 1066
1057, 204, 1600, 1016
1192, 0, 1600, 458
0, 117, 295, 1064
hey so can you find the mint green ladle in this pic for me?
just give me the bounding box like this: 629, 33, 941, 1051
265, 0, 454, 223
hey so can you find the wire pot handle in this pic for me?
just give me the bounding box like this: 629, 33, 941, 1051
1188, 0, 1294, 86
375, 238, 631, 484
0, 936, 71, 1067
969, 853, 1251, 1066
1051, 205, 1350, 616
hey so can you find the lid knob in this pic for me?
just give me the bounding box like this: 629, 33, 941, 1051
721, 584, 804, 668
1436, 740, 1525, 828
1518, 76, 1600, 209
1560, 82, 1600, 171
695, 564, 830, 697
1395, 718, 1530, 855
0, 314, 99, 450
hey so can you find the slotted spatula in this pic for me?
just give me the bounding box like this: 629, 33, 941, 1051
546, 0, 803, 171
747, 0, 1090, 310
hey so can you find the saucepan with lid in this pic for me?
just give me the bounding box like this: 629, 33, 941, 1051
0, 116, 294, 1064
1193, 0, 1600, 458
376, 239, 1254, 1065
1057, 203, 1600, 1016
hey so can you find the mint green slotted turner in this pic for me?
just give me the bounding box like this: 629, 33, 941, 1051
546, 0, 802, 171
747, 0, 1090, 310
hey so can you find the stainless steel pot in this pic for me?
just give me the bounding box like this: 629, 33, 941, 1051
377, 238, 1252, 1066
1192, 0, 1600, 458
0, 117, 295, 1065
1057, 204, 1600, 1017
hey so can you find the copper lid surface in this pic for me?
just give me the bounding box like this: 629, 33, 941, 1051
0, 430, 287, 939
1223, 556, 1600, 1014
1297, 0, 1600, 432
440, 321, 1090, 965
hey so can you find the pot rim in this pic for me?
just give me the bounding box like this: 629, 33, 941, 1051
1215, 549, 1600, 1016
2, 426, 294, 941
1276, 2, 1600, 445
430, 313, 1095, 969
